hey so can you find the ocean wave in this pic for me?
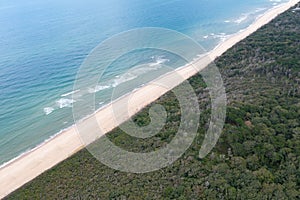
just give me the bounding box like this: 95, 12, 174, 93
269, 0, 284, 6
112, 74, 137, 88
225, 7, 267, 24
204, 32, 229, 42
61, 89, 80, 97
149, 56, 169, 67
56, 98, 76, 108
43, 107, 54, 115
1, 55, 170, 169
234, 14, 249, 24
43, 55, 170, 117
2, 56, 172, 167
88, 55, 169, 91
88, 85, 111, 93
112, 56, 169, 87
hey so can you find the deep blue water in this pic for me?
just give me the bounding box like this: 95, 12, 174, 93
0, 0, 288, 165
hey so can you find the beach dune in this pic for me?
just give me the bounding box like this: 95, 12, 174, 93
0, 0, 299, 198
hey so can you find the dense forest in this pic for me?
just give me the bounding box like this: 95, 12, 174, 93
7, 3, 300, 199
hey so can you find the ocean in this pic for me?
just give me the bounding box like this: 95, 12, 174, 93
0, 0, 289, 166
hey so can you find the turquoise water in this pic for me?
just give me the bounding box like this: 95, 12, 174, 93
0, 0, 289, 165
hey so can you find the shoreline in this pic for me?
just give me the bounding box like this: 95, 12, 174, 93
0, 0, 299, 198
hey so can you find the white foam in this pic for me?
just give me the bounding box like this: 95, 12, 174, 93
110, 56, 169, 88
234, 14, 248, 24
88, 85, 111, 93
56, 98, 76, 108
112, 74, 137, 88
149, 56, 169, 67
225, 7, 267, 24
61, 90, 80, 97
43, 107, 54, 115
255, 8, 267, 12
85, 56, 169, 94
206, 32, 230, 42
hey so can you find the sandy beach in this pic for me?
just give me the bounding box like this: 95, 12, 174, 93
0, 0, 299, 198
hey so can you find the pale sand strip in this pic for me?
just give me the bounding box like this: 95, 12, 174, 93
0, 0, 299, 198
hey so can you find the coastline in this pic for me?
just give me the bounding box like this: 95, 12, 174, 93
0, 0, 299, 198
